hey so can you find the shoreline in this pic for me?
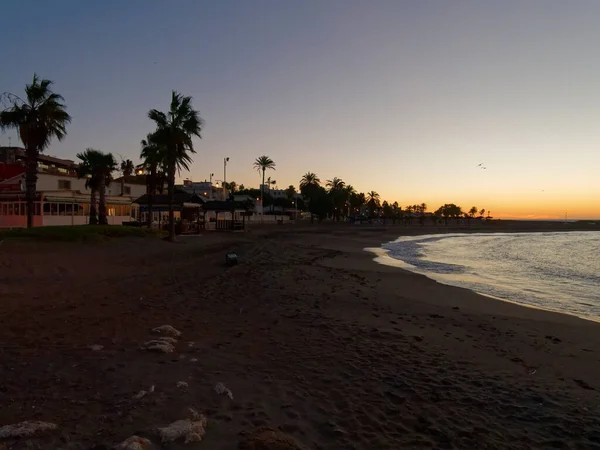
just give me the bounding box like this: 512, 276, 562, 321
363, 230, 600, 324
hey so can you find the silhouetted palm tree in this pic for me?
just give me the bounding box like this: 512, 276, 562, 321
326, 177, 346, 193
148, 91, 204, 241
120, 159, 135, 195
367, 191, 380, 216
0, 74, 71, 227
285, 185, 297, 201
299, 172, 320, 190
140, 133, 165, 227
469, 206, 478, 218
254, 155, 276, 212
77, 149, 117, 225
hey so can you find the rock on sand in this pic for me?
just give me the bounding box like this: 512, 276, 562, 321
151, 325, 182, 338
0, 421, 57, 439
157, 416, 207, 444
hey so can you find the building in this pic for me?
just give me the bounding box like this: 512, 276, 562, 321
0, 147, 146, 228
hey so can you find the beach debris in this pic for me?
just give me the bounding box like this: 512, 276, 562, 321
152, 325, 181, 338
225, 251, 238, 266
149, 385, 155, 393
115, 435, 152, 450
187, 341, 195, 347
239, 427, 306, 450
176, 381, 189, 389
188, 408, 200, 420
89, 344, 104, 351
0, 421, 57, 439
142, 337, 177, 353
157, 415, 207, 444
214, 382, 233, 400
189, 358, 198, 363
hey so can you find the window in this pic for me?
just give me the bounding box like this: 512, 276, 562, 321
58, 180, 71, 190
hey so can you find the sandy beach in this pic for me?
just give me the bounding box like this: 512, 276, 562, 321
1, 224, 599, 449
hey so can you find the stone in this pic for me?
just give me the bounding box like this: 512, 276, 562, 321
115, 435, 152, 450
0, 421, 57, 439
157, 416, 207, 444
152, 325, 181, 338
214, 382, 233, 400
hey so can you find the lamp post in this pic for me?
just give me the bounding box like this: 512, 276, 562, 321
223, 157, 229, 200
209, 173, 214, 200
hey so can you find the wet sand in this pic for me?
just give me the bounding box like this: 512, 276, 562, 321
0, 224, 599, 449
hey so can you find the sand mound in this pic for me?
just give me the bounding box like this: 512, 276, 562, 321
0, 421, 57, 439
152, 325, 181, 338
239, 427, 306, 450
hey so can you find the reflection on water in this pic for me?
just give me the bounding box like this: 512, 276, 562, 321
375, 232, 600, 321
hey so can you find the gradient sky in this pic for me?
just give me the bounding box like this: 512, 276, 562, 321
1, 0, 599, 219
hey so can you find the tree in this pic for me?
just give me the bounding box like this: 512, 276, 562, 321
120, 159, 135, 195
238, 184, 245, 191
140, 133, 165, 227
367, 191, 380, 216
0, 74, 71, 227
299, 172, 320, 190
420, 203, 427, 215
469, 206, 478, 218
326, 177, 345, 193
254, 155, 276, 216
148, 91, 204, 241
285, 185, 297, 201
479, 208, 485, 218
76, 149, 117, 225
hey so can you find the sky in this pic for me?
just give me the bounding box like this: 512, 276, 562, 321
1, 0, 598, 219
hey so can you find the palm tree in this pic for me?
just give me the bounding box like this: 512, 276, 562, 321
76, 149, 117, 225
140, 133, 165, 227
285, 185, 297, 201
299, 172, 320, 190
367, 191, 380, 215
420, 203, 427, 215
479, 208, 485, 218
148, 91, 204, 241
469, 206, 478, 218
120, 159, 135, 195
0, 74, 71, 227
326, 177, 346, 193
253, 155, 276, 215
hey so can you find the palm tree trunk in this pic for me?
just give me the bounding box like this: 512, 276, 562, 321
25, 147, 38, 228
146, 169, 155, 228
261, 168, 265, 222
89, 188, 98, 225
98, 178, 107, 225
167, 160, 176, 241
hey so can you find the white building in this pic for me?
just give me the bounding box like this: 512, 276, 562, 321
0, 148, 147, 227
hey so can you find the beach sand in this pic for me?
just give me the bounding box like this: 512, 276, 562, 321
0, 224, 599, 449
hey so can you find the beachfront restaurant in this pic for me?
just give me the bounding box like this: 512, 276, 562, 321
0, 192, 135, 227
133, 192, 204, 232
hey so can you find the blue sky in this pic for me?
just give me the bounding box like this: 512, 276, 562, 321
1, 0, 599, 218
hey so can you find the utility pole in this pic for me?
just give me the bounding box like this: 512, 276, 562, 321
209, 173, 214, 200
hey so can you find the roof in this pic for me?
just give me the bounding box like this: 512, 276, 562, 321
133, 192, 205, 206
202, 200, 250, 211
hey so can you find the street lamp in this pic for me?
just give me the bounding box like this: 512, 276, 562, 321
209, 173, 214, 200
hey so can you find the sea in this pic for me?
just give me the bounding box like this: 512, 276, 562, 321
372, 231, 600, 321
